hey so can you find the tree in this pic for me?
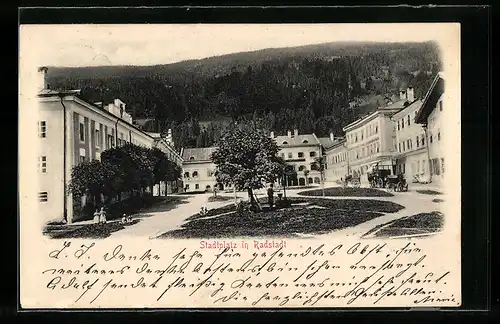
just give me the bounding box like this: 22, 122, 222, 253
311, 156, 326, 196
211, 126, 285, 210
303, 169, 310, 185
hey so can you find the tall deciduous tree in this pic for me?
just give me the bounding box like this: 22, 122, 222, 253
211, 126, 285, 208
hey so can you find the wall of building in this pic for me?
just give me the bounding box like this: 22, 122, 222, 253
392, 101, 429, 181
427, 94, 445, 186
37, 99, 65, 224
277, 144, 322, 186
324, 143, 348, 183
182, 162, 218, 192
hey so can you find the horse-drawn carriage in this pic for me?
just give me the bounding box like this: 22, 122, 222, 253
385, 174, 409, 192
367, 164, 408, 192
367, 167, 392, 188
342, 174, 361, 188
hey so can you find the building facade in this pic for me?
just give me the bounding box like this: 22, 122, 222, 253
37, 67, 181, 224
415, 72, 445, 187
272, 129, 323, 186
181, 147, 233, 192
391, 99, 429, 182
342, 87, 417, 184
323, 137, 348, 183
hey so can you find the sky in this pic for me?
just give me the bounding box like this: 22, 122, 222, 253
20, 23, 459, 67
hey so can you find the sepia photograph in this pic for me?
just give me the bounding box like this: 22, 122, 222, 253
19, 23, 461, 308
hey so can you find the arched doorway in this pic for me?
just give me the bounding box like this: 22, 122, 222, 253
218, 183, 224, 191
299, 178, 306, 186
314, 177, 321, 184
308, 177, 313, 184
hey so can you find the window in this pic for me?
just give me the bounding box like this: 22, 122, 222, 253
375, 125, 378, 133
190, 156, 195, 160
355, 135, 358, 142
407, 115, 411, 126
302, 140, 309, 144
207, 170, 214, 177
79, 122, 85, 142
376, 144, 379, 153
310, 152, 316, 157
281, 153, 285, 159
118, 138, 122, 147
95, 129, 101, 147
185, 184, 190, 190
438, 130, 441, 141
184, 172, 190, 178
195, 184, 199, 190
408, 139, 412, 149
298, 152, 304, 158
361, 132, 364, 140
397, 121, 400, 131
107, 134, 114, 148
282, 141, 288, 145
39, 156, 47, 173
417, 160, 420, 172
79, 155, 85, 163
39, 121, 46, 138
430, 134, 433, 144
416, 136, 420, 148
192, 171, 199, 178
38, 192, 48, 202
401, 120, 404, 129
439, 101, 443, 111
298, 165, 305, 171
288, 153, 293, 159
422, 136, 425, 146
441, 158, 445, 174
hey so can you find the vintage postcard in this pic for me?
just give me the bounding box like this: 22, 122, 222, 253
19, 23, 461, 309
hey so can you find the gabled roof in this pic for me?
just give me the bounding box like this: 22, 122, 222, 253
274, 134, 320, 146
182, 147, 218, 162
415, 72, 444, 124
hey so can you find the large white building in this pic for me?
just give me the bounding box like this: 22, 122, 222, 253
36, 67, 181, 224
391, 99, 428, 182
341, 87, 418, 184
322, 136, 348, 183
272, 129, 323, 186
415, 72, 445, 187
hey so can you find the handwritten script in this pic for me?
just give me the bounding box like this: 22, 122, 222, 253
31, 239, 461, 308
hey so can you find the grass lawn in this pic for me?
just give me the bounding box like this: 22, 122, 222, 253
297, 187, 394, 197
43, 220, 140, 239
159, 197, 405, 239
371, 211, 444, 238
207, 195, 241, 202
416, 189, 443, 195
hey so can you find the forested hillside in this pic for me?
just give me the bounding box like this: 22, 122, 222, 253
47, 41, 442, 151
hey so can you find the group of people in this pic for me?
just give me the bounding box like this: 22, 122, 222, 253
93, 207, 133, 225
93, 207, 107, 225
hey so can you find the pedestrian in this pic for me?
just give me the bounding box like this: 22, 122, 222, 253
267, 183, 275, 209
121, 214, 127, 224
99, 207, 107, 224
93, 208, 100, 224
127, 214, 133, 223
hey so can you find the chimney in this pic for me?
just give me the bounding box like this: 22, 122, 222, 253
406, 86, 414, 102
287, 130, 292, 138
270, 131, 274, 138
38, 66, 48, 91
399, 89, 406, 101
330, 132, 334, 141
294, 129, 299, 137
